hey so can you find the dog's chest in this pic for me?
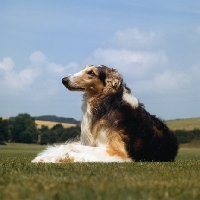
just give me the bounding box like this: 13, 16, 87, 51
80, 97, 95, 146
81, 110, 94, 146
81, 98, 108, 147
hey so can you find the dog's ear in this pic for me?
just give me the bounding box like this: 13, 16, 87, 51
107, 77, 120, 89
104, 69, 121, 92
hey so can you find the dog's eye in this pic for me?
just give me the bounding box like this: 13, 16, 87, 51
88, 70, 95, 76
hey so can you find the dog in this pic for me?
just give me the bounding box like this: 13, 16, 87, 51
32, 65, 178, 163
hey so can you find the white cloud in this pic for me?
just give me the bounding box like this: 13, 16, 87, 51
132, 70, 190, 95
92, 49, 168, 76
111, 28, 165, 50
29, 51, 47, 65
18, 68, 39, 86
0, 57, 37, 90
154, 71, 188, 90
47, 62, 79, 76
87, 28, 168, 80
0, 51, 79, 99
0, 57, 14, 73
93, 49, 167, 66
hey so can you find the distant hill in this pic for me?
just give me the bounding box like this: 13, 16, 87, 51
165, 117, 200, 131
34, 115, 80, 125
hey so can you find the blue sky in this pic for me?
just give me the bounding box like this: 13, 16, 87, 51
1, 0, 200, 120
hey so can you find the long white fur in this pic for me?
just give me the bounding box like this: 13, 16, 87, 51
80, 93, 94, 146
31, 141, 129, 163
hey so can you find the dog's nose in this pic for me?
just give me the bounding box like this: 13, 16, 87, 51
62, 77, 68, 85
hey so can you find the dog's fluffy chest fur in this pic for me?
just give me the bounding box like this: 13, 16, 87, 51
81, 93, 110, 147
80, 98, 94, 146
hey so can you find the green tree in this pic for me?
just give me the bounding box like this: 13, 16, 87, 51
38, 124, 81, 144
39, 129, 56, 145
39, 125, 49, 133
52, 124, 64, 142
60, 126, 80, 142
9, 113, 37, 143
174, 129, 200, 144
0, 118, 10, 144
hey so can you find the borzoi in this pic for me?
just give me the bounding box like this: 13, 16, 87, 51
32, 65, 178, 163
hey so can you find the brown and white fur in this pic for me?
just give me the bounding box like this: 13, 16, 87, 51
32, 65, 178, 163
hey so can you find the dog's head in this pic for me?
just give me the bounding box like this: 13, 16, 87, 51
62, 65, 122, 95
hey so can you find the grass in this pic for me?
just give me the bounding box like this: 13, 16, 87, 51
166, 117, 200, 131
0, 144, 200, 200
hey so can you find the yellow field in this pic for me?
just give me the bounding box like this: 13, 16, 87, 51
165, 117, 200, 131
35, 120, 77, 128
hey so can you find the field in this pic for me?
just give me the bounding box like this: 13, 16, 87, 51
0, 143, 200, 200
35, 120, 76, 128
166, 117, 200, 131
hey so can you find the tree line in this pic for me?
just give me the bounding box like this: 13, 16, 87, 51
0, 113, 200, 145
0, 113, 80, 145
174, 129, 200, 144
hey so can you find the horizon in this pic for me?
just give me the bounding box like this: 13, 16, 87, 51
3, 114, 200, 122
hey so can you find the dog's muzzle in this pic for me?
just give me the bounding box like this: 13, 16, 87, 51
62, 76, 85, 91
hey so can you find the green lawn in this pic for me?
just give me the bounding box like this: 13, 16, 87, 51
0, 143, 200, 200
